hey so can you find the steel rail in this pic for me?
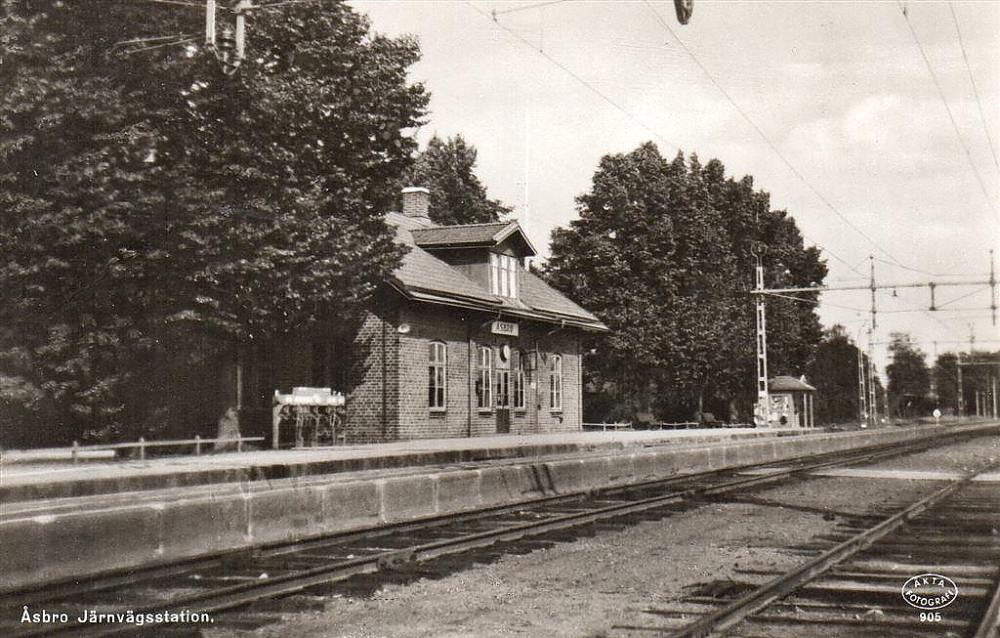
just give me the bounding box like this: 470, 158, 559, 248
662, 462, 1000, 638
7, 426, 997, 638
973, 570, 1000, 638
20, 442, 951, 638
6, 428, 960, 606
2, 449, 835, 605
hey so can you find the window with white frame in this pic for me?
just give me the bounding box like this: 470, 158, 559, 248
549, 353, 563, 412
476, 346, 492, 411
428, 341, 447, 410
512, 350, 526, 411
489, 252, 519, 299
495, 367, 510, 409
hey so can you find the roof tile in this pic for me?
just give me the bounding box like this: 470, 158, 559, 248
385, 213, 606, 331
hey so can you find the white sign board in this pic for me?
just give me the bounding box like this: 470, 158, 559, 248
491, 320, 519, 337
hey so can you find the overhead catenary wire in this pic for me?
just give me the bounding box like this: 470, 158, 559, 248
477, 4, 896, 286
641, 0, 923, 275
948, 1, 999, 172
492, 0, 568, 17
122, 36, 201, 55
139, 0, 203, 7
467, 2, 681, 152
898, 0, 999, 222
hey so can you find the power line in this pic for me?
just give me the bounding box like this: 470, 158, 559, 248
898, 1, 999, 222
477, 3, 870, 286
641, 1, 921, 274
139, 0, 203, 7
123, 36, 200, 55
796, 232, 866, 280
467, 2, 681, 152
492, 0, 568, 17
871, 256, 965, 279
948, 1, 999, 172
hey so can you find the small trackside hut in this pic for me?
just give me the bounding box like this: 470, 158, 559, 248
241, 187, 608, 445
768, 375, 816, 428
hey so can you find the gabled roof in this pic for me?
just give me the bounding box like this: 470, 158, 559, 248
410, 221, 537, 256
385, 213, 607, 332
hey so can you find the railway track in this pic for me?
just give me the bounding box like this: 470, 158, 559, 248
2, 429, 995, 637
612, 462, 1000, 638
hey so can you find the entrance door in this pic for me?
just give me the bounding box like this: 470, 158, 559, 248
495, 344, 511, 434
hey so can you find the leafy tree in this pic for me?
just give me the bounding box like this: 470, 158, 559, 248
401, 134, 511, 225
886, 333, 931, 417
546, 142, 825, 422
806, 325, 863, 424
932, 352, 959, 413
947, 349, 1000, 417
0, 0, 428, 445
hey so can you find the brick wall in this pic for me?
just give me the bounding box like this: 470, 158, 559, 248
515, 324, 582, 435
345, 302, 585, 441
345, 306, 400, 444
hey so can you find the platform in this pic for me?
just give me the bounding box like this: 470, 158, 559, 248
2, 422, 996, 593
0, 427, 803, 502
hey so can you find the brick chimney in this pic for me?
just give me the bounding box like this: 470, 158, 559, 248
401, 186, 431, 224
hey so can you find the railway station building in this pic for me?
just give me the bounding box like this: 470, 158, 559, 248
239, 188, 608, 444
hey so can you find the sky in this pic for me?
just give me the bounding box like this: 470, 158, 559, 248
349, 0, 999, 375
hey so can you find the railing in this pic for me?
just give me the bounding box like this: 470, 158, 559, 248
584, 421, 757, 431
69, 435, 266, 464
583, 422, 633, 431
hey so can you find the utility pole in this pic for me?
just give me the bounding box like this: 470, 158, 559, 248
957, 353, 965, 418
205, 0, 253, 75
867, 256, 878, 426
991, 249, 997, 326
754, 254, 770, 426
857, 336, 868, 427
992, 375, 997, 420
750, 252, 998, 425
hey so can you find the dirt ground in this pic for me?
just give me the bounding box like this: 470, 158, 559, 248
203, 433, 998, 638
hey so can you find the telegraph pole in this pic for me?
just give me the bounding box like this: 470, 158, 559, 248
749, 252, 997, 426
991, 249, 997, 326
957, 353, 965, 418
867, 256, 878, 426
754, 254, 770, 426
857, 333, 868, 427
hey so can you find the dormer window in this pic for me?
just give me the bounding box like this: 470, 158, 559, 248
490, 253, 519, 299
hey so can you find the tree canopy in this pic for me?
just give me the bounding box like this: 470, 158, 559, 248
401, 134, 512, 225
932, 351, 959, 413
0, 1, 429, 444
806, 324, 870, 424
886, 333, 931, 417
544, 142, 826, 422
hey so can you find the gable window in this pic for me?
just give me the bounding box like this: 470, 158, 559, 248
489, 253, 519, 299
476, 346, 492, 411
549, 354, 563, 412
428, 341, 447, 410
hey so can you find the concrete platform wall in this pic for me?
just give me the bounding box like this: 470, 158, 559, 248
2, 423, 996, 593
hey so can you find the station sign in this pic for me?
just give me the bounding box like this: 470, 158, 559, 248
491, 320, 519, 337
